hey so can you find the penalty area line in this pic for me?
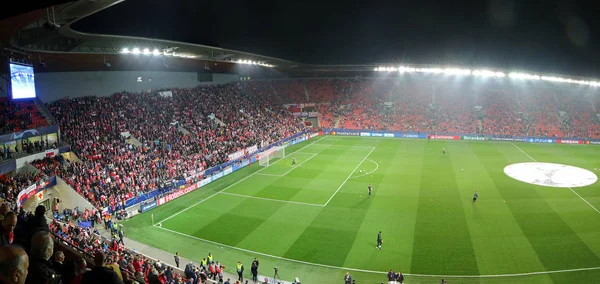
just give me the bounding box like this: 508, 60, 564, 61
219, 192, 324, 207
510, 142, 600, 215
155, 136, 326, 225
323, 146, 376, 206
151, 224, 600, 278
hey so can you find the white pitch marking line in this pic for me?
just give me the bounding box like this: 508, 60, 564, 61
219, 192, 324, 207
312, 143, 376, 149
153, 224, 600, 278
511, 142, 600, 215
255, 173, 285, 177
255, 153, 319, 177
155, 136, 327, 226
323, 147, 376, 206
257, 152, 320, 178
348, 159, 380, 179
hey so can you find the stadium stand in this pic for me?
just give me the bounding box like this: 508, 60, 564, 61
2, 77, 600, 284
0, 97, 49, 134
24, 83, 303, 211
0, 172, 45, 202
299, 78, 600, 138
271, 80, 307, 103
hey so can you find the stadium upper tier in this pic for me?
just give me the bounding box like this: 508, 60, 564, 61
279, 78, 599, 138
0, 97, 49, 134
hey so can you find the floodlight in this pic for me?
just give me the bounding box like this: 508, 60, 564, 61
153, 49, 160, 55
121, 48, 130, 54
443, 68, 471, 75
132, 48, 141, 54
509, 72, 540, 80
473, 70, 506, 77
143, 48, 151, 55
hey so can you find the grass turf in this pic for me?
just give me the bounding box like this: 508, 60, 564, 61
123, 136, 600, 283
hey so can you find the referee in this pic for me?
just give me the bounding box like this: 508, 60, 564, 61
472, 191, 478, 204
368, 184, 372, 198
376, 231, 382, 250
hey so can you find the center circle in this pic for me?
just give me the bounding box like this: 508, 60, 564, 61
504, 162, 598, 188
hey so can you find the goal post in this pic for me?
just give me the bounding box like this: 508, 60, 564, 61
259, 146, 285, 167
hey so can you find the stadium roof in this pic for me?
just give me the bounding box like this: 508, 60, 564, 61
5, 0, 297, 71
2, 0, 600, 87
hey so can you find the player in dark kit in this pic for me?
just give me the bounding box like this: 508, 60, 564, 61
472, 191, 478, 204
442, 147, 446, 156
376, 231, 382, 250
368, 184, 372, 198
292, 157, 296, 166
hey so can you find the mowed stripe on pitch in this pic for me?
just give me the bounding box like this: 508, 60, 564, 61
281, 144, 381, 266
409, 141, 480, 275
454, 142, 548, 275
341, 139, 423, 272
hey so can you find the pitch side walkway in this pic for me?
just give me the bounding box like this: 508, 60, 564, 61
103, 230, 294, 284
98, 230, 237, 283
122, 235, 296, 284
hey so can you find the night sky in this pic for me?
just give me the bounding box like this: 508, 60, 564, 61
62, 0, 600, 76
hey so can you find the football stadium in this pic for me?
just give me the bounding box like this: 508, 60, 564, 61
1, 1, 600, 284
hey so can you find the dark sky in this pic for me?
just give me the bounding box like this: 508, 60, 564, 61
71, 0, 600, 76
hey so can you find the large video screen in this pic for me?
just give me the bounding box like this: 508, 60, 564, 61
10, 63, 37, 99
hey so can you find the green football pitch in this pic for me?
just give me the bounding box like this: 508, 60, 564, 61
123, 136, 600, 283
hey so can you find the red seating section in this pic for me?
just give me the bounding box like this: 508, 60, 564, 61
0, 97, 49, 134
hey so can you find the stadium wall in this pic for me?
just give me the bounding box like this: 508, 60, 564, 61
0, 72, 7, 97
34, 71, 238, 102
51, 176, 97, 212
211, 73, 240, 84
324, 128, 600, 145
20, 176, 96, 214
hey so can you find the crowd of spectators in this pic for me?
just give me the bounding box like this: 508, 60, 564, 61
0, 199, 188, 284
283, 78, 600, 138
19, 82, 304, 210
0, 172, 45, 203
49, 215, 189, 284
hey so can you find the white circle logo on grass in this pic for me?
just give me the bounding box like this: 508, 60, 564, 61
504, 162, 598, 188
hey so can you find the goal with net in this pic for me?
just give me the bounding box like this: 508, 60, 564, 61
258, 146, 286, 167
